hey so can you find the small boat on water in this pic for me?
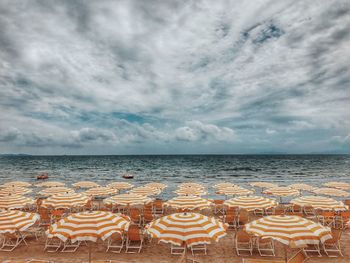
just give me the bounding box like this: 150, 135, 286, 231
122, 173, 134, 179
37, 172, 49, 180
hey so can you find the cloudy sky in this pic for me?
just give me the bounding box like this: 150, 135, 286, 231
0, 0, 350, 155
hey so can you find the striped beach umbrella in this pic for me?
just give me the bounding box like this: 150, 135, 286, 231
0, 194, 35, 210
84, 187, 118, 197
216, 186, 254, 196
2, 181, 31, 188
0, 210, 40, 233
130, 186, 161, 196
174, 187, 207, 196
36, 181, 65, 188
144, 182, 167, 190
39, 187, 74, 196
249, 182, 278, 189
72, 181, 100, 189
0, 187, 32, 196
42, 193, 90, 209
290, 196, 348, 211
213, 182, 236, 189
224, 196, 278, 211
164, 196, 212, 211
245, 215, 332, 248
107, 182, 134, 190
323, 182, 350, 190
178, 183, 204, 189
288, 183, 315, 191
312, 188, 350, 197
146, 212, 227, 247
263, 187, 300, 197
103, 193, 152, 207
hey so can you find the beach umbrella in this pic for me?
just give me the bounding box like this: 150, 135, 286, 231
72, 181, 100, 189
36, 181, 65, 188
288, 183, 315, 191
1, 181, 31, 188
174, 187, 207, 196
144, 182, 167, 190
249, 182, 278, 189
39, 187, 74, 197
213, 182, 236, 189
41, 193, 90, 209
47, 211, 130, 263
290, 196, 348, 211
178, 183, 204, 189
224, 196, 278, 211
0, 194, 35, 210
0, 210, 40, 233
164, 196, 212, 211
106, 182, 134, 190
216, 186, 254, 196
84, 187, 118, 197
0, 187, 32, 196
312, 188, 350, 197
130, 186, 161, 196
103, 193, 152, 207
323, 182, 350, 190
263, 187, 300, 203
245, 215, 332, 261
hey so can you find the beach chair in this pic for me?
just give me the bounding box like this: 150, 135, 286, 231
274, 208, 285, 216
257, 237, 275, 256
253, 208, 264, 217
153, 199, 164, 215
237, 209, 250, 227
38, 208, 51, 228
142, 208, 154, 225
288, 250, 309, 263
125, 224, 143, 253
303, 206, 315, 219
338, 211, 350, 229
50, 209, 65, 223
129, 208, 142, 225
190, 244, 207, 255
213, 200, 225, 215
264, 207, 274, 215
292, 205, 302, 213
171, 243, 186, 255
223, 207, 238, 228
61, 239, 81, 252
241, 249, 308, 263
44, 236, 62, 252
303, 241, 321, 257
0, 232, 28, 251
318, 211, 336, 227
235, 230, 252, 256
322, 229, 343, 257
106, 232, 124, 253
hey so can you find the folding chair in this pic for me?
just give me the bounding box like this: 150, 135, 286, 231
61, 239, 81, 252
125, 225, 143, 253
322, 229, 344, 257
257, 237, 275, 256
106, 232, 124, 253
223, 207, 238, 228
235, 230, 252, 256
190, 244, 207, 255
288, 249, 309, 263
303, 241, 321, 257
44, 236, 62, 252
153, 199, 164, 215
129, 208, 142, 226
318, 211, 336, 227
237, 209, 250, 227
338, 211, 350, 229
213, 200, 225, 215
171, 243, 186, 255
0, 232, 27, 251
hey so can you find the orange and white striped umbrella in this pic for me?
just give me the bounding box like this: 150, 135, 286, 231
0, 210, 40, 233
47, 211, 130, 243
323, 182, 350, 190
72, 181, 100, 189
2, 181, 31, 188
104, 193, 152, 206
106, 182, 134, 190
144, 182, 167, 190
42, 193, 90, 209
178, 183, 204, 189
130, 186, 161, 196
288, 183, 315, 191
174, 187, 207, 196
213, 182, 236, 189
146, 212, 227, 247
224, 196, 278, 211
216, 186, 254, 196
290, 196, 348, 211
0, 187, 32, 196
164, 196, 212, 211
245, 215, 332, 247
84, 187, 118, 197
312, 188, 350, 197
263, 187, 300, 197
36, 181, 65, 188
250, 182, 278, 188
0, 194, 35, 210
39, 187, 74, 196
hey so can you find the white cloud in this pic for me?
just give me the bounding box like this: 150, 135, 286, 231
265, 128, 277, 135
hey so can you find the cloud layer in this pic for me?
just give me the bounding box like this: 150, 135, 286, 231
0, 0, 349, 154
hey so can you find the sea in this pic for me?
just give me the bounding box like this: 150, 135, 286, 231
0, 155, 349, 199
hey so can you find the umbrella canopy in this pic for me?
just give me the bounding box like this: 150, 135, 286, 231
72, 181, 100, 189
213, 182, 236, 189
164, 196, 212, 211
47, 211, 130, 243
0, 187, 32, 196
144, 182, 167, 190
36, 181, 65, 188
1, 181, 31, 188
216, 186, 254, 196
130, 186, 161, 196
323, 182, 350, 190
84, 187, 118, 197
39, 187, 75, 196
290, 196, 348, 211
245, 215, 332, 247
42, 193, 90, 209
174, 187, 207, 196
107, 182, 134, 190
103, 193, 152, 206
0, 194, 35, 210
288, 183, 315, 191
146, 212, 227, 247
249, 182, 278, 188
0, 210, 39, 233
178, 183, 204, 189
224, 196, 278, 211
263, 187, 300, 197
312, 188, 350, 197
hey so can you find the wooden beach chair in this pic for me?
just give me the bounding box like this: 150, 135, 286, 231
106, 232, 124, 253
125, 224, 143, 253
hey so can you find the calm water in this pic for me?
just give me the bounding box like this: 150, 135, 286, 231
0, 155, 349, 198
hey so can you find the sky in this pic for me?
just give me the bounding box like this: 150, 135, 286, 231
0, 0, 350, 155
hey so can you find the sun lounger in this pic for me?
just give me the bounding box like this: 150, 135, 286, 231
0, 232, 27, 251
106, 232, 124, 253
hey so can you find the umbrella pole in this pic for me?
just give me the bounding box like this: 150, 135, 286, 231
89, 242, 92, 263
284, 245, 288, 262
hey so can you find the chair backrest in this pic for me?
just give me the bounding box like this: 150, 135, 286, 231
340, 211, 350, 218
322, 211, 335, 217
331, 229, 342, 242
287, 250, 308, 263
154, 199, 163, 209
110, 232, 123, 241
39, 208, 50, 220
213, 199, 224, 205
236, 230, 251, 242
127, 224, 141, 241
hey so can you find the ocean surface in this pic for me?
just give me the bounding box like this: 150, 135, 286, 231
0, 155, 349, 199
